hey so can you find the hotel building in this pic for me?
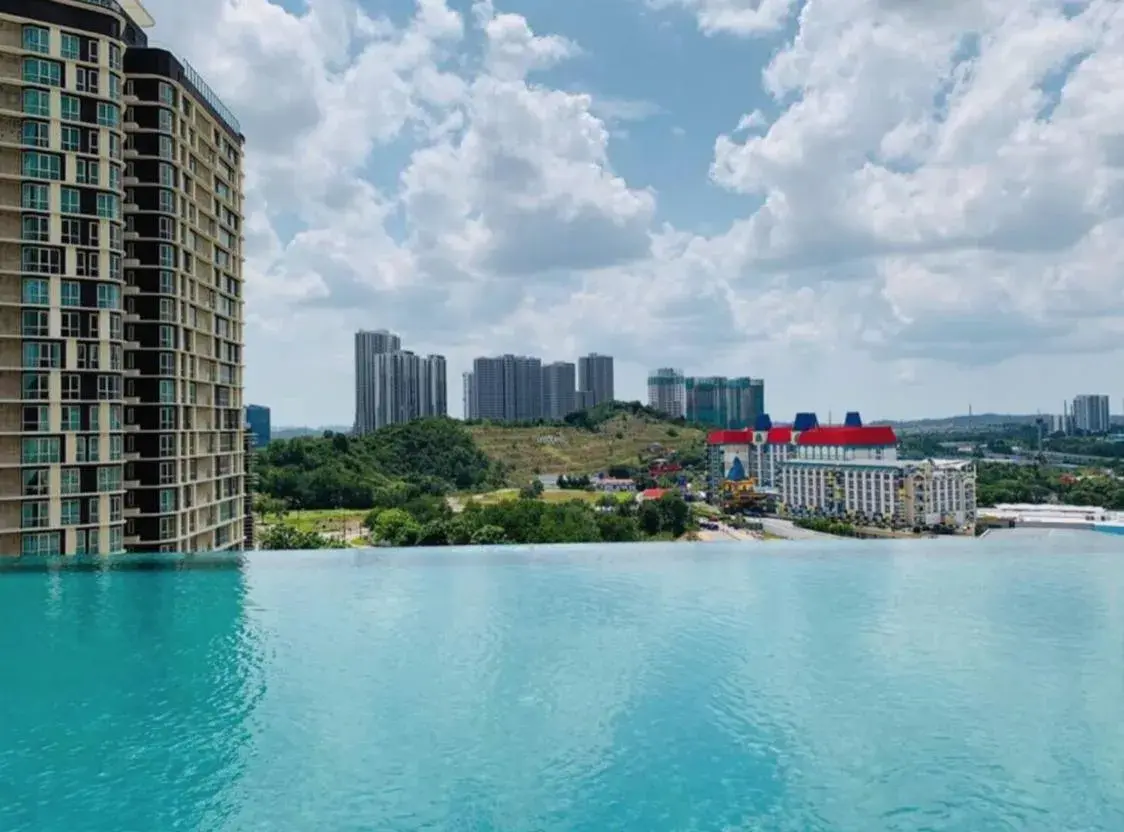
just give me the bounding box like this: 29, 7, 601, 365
707, 411, 977, 532
0, 0, 247, 555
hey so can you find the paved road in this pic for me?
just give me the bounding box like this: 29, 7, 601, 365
761, 518, 833, 540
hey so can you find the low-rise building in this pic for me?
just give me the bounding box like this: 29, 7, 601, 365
595, 477, 636, 493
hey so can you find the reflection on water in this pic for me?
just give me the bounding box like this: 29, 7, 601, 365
2, 540, 1124, 831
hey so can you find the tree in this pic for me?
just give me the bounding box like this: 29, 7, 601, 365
519, 479, 545, 499
259, 525, 345, 550
656, 492, 691, 537
638, 501, 663, 535
371, 508, 421, 547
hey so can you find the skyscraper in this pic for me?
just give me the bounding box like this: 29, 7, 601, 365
647, 368, 686, 418
1072, 394, 1110, 434
542, 361, 576, 420
685, 376, 765, 428
353, 330, 446, 433
472, 354, 543, 423
578, 353, 614, 407
245, 404, 271, 448
462, 371, 476, 420
1, 0, 247, 555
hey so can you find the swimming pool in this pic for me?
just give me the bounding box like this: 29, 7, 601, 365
2, 538, 1123, 831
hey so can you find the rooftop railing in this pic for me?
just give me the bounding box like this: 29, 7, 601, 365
182, 59, 241, 135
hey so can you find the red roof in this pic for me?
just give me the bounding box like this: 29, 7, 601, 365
707, 424, 896, 447
640, 488, 669, 499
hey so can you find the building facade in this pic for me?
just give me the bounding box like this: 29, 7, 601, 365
0, 0, 247, 555
543, 360, 576, 420
462, 370, 475, 420
647, 367, 685, 419
577, 353, 613, 408
472, 354, 543, 423
244, 403, 269, 448
1072, 394, 1110, 435
419, 353, 446, 419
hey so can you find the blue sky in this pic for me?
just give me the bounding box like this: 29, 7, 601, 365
144, 0, 1124, 426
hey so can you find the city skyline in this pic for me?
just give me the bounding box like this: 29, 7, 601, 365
354, 329, 447, 433
126, 1, 1124, 427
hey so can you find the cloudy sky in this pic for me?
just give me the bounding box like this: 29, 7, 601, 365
142, 0, 1124, 427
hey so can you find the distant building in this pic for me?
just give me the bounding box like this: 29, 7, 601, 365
685, 376, 765, 429
463, 372, 477, 419
354, 330, 446, 434
473, 355, 544, 423
1072, 394, 1110, 434
543, 362, 578, 420
648, 368, 686, 418
245, 405, 271, 448
578, 354, 614, 407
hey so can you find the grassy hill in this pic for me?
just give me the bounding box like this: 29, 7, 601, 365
467, 413, 706, 482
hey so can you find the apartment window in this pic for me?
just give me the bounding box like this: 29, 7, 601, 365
21, 406, 47, 432
158, 245, 176, 268
96, 283, 118, 309
109, 223, 121, 251
22, 25, 50, 54
158, 189, 175, 213
22, 342, 59, 369
61, 32, 80, 60
158, 135, 173, 159
77, 251, 99, 277
159, 488, 177, 513
21, 310, 48, 337
96, 193, 118, 219
73, 529, 89, 556
159, 298, 174, 321
21, 247, 61, 274
97, 466, 121, 493
76, 436, 96, 463
22, 57, 62, 86
60, 281, 80, 306
21, 184, 49, 212
157, 108, 173, 133
159, 379, 175, 404
22, 151, 61, 180
159, 407, 175, 430
56, 126, 79, 154
87, 221, 100, 246
88, 497, 99, 522
109, 164, 120, 190
21, 532, 60, 557
109, 405, 121, 430
158, 325, 174, 348
96, 102, 119, 128
159, 517, 175, 540
21, 215, 49, 242
88, 129, 99, 154
20, 120, 48, 149
23, 469, 48, 498
109, 43, 122, 71
96, 375, 119, 400
60, 311, 80, 337
61, 405, 81, 431
60, 500, 81, 526
158, 82, 175, 106
21, 437, 60, 464
109, 254, 121, 280
158, 216, 174, 240
22, 373, 49, 401
76, 158, 99, 185
61, 187, 80, 214
109, 132, 121, 161
109, 313, 122, 339
76, 343, 97, 370
22, 89, 50, 117
158, 163, 174, 187
158, 353, 175, 374
56, 378, 79, 407
56, 469, 79, 498
88, 404, 99, 431
109, 526, 123, 554
60, 94, 80, 122
109, 434, 122, 461
55, 220, 79, 248
76, 67, 98, 94
21, 501, 49, 530
107, 73, 120, 101
158, 271, 175, 294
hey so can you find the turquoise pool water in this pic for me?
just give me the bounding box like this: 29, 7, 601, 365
2, 538, 1124, 831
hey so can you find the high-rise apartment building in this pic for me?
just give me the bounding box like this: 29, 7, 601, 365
543, 361, 576, 420
353, 330, 445, 433
472, 354, 543, 423
685, 376, 765, 429
577, 353, 613, 408
647, 368, 686, 419
1072, 394, 1110, 435
0, 0, 247, 555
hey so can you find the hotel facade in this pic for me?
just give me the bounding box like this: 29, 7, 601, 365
1, 0, 246, 555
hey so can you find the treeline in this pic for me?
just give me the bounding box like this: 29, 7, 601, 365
253, 418, 507, 509
977, 462, 1124, 509
463, 400, 700, 432
365, 489, 695, 547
